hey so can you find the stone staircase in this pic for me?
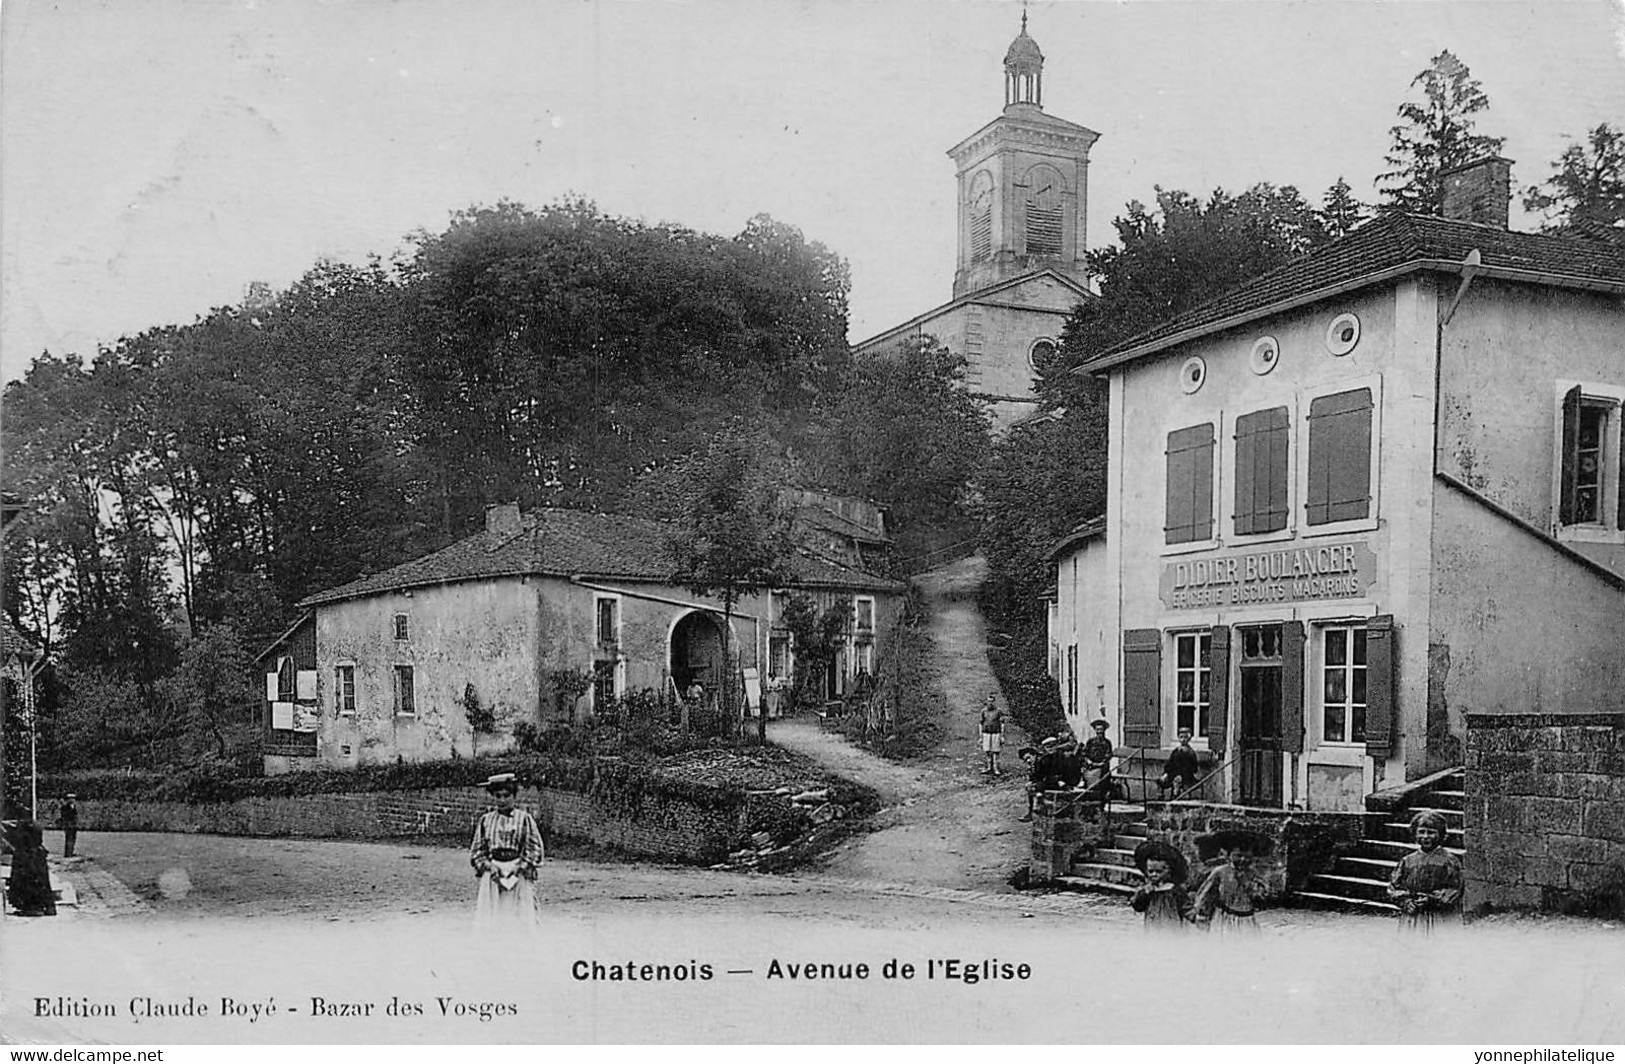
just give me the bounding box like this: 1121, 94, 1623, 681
1053, 806, 1148, 895
1292, 769, 1466, 914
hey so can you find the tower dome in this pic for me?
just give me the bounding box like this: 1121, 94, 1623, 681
1003, 11, 1044, 110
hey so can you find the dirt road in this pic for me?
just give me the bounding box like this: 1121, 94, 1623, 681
771, 553, 1037, 890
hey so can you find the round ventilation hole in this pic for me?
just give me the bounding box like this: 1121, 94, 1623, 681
1326, 313, 1360, 356
1179, 356, 1207, 394
1250, 336, 1281, 375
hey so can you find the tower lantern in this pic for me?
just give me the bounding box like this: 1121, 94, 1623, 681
1004, 10, 1044, 110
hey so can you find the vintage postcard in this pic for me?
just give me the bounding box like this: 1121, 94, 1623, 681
2, 0, 1623, 1051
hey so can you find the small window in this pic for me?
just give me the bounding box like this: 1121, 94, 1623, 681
334, 664, 356, 715
853, 641, 874, 675
1165, 423, 1216, 544
596, 597, 620, 646
1174, 631, 1212, 736
1306, 388, 1373, 525
1028, 338, 1058, 371
1234, 407, 1290, 534
393, 613, 410, 641
394, 665, 416, 716
1066, 644, 1079, 715
592, 659, 618, 710
1558, 384, 1624, 531
1321, 625, 1368, 744
769, 634, 792, 680
854, 596, 875, 633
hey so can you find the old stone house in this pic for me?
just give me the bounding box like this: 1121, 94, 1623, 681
257, 504, 902, 773
1048, 159, 1625, 912
853, 15, 1097, 430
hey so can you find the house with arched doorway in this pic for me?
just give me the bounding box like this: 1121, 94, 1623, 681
259, 503, 903, 773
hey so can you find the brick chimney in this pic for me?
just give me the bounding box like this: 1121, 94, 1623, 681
1440, 156, 1513, 228
484, 502, 521, 536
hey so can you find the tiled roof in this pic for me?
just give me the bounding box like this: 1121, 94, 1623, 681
794, 505, 891, 545
1087, 214, 1625, 371
300, 508, 903, 608
1047, 515, 1106, 561
1, 615, 40, 660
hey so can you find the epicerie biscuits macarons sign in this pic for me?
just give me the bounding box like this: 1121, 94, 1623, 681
1160, 541, 1377, 609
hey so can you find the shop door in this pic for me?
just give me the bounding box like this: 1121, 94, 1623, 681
1237, 624, 1284, 806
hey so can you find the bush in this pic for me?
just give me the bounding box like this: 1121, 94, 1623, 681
985, 620, 1067, 743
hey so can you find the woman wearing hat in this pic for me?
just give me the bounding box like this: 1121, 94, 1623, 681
469, 773, 545, 928
1386, 809, 1462, 931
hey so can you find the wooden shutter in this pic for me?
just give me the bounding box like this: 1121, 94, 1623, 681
1206, 626, 1231, 754
1364, 614, 1396, 757
1280, 620, 1306, 754
1559, 385, 1582, 526
1165, 424, 1215, 544
1234, 407, 1290, 534
1306, 389, 1373, 525
1122, 628, 1162, 750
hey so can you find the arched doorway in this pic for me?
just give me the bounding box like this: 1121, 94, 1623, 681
670, 611, 725, 701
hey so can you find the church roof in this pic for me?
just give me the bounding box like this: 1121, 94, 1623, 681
1004, 29, 1043, 66
852, 267, 1091, 353
1085, 213, 1625, 373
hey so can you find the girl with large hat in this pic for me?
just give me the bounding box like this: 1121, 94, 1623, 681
469, 773, 545, 929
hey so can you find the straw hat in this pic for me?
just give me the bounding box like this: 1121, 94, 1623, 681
1133, 839, 1189, 884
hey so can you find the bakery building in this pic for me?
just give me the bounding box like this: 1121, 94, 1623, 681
1051, 158, 1625, 814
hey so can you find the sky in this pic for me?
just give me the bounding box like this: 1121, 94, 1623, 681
2, 0, 1623, 385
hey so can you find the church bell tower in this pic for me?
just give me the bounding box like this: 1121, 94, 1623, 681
949, 13, 1100, 298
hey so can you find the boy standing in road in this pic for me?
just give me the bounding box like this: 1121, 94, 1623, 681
979, 696, 1005, 777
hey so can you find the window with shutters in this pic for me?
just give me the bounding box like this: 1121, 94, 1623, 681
1233, 406, 1290, 535
1024, 166, 1066, 257
392, 613, 410, 641
1173, 631, 1211, 736
334, 663, 356, 715
1165, 423, 1216, 546
1300, 379, 1381, 534
1554, 381, 1625, 541
1320, 625, 1367, 744
595, 594, 621, 647
393, 665, 416, 716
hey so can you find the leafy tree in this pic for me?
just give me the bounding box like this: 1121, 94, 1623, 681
778, 592, 852, 711
1320, 176, 1371, 239
798, 336, 990, 561
664, 429, 796, 743
162, 623, 256, 757
1522, 123, 1625, 232
1070, 184, 1328, 359
1377, 50, 1505, 214
400, 200, 851, 532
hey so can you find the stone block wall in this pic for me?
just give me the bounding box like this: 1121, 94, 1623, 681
76, 782, 748, 864
1027, 794, 1107, 883
1141, 803, 1367, 901
1464, 712, 1625, 917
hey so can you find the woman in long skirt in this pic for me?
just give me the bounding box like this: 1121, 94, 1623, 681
470, 773, 544, 929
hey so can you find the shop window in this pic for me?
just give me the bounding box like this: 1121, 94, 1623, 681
1165, 424, 1215, 544
1174, 631, 1212, 736
393, 665, 415, 716
1557, 384, 1625, 534
1321, 625, 1367, 744
1233, 407, 1290, 534
334, 664, 355, 715
1305, 388, 1373, 525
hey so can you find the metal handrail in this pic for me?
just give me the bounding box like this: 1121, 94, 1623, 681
1165, 750, 1241, 804
1040, 744, 1151, 820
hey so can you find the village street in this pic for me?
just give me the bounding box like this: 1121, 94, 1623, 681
8, 554, 1624, 1045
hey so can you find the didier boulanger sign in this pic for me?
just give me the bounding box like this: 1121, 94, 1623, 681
1160, 541, 1377, 609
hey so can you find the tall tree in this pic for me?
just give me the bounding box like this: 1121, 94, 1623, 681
1320, 176, 1372, 239
798, 337, 990, 561
664, 429, 796, 743
1523, 123, 1625, 233
1378, 50, 1505, 214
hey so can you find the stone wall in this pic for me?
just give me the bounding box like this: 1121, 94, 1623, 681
1141, 803, 1367, 901
75, 782, 749, 864
1464, 712, 1625, 917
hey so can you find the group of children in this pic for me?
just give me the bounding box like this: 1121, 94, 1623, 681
1129, 809, 1463, 933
